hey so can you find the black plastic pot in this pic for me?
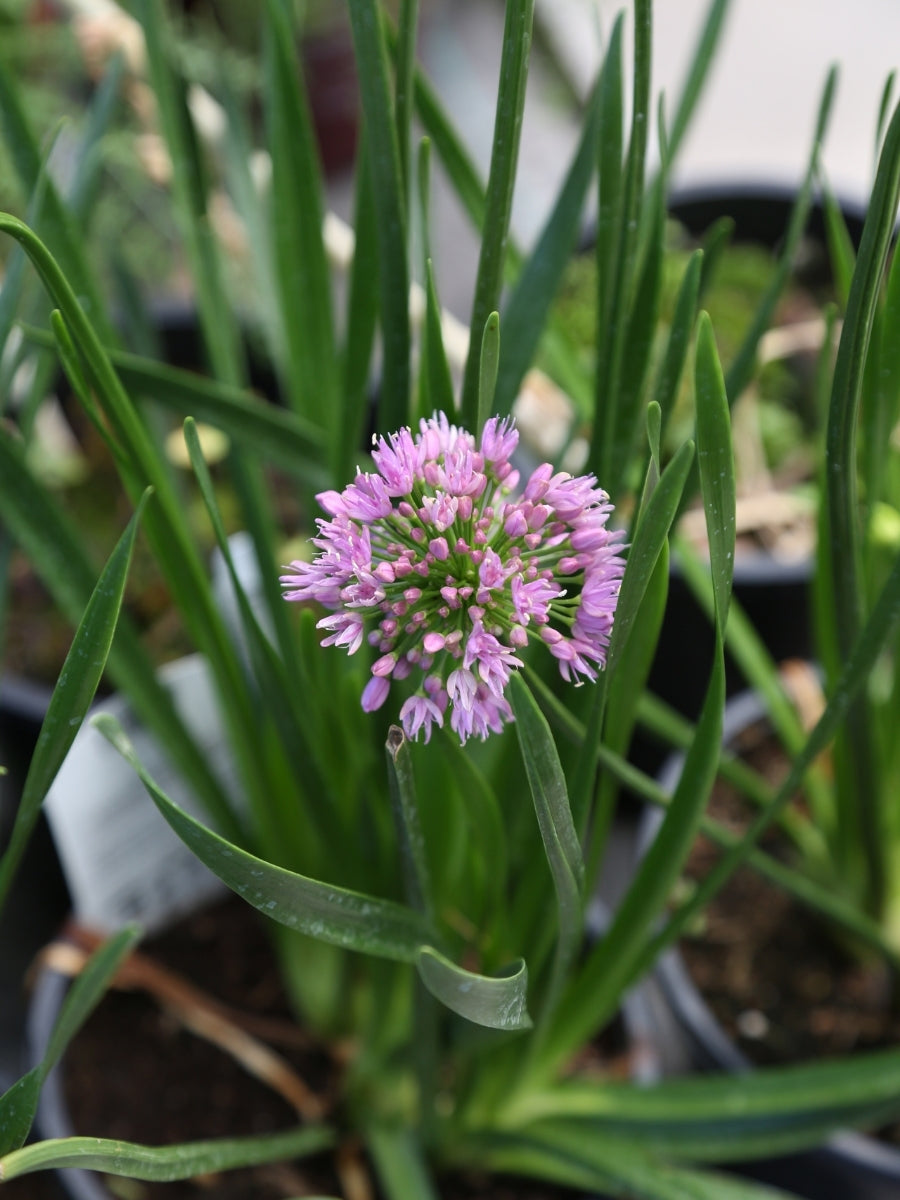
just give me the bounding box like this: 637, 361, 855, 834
640, 689, 900, 1200
0, 678, 69, 1100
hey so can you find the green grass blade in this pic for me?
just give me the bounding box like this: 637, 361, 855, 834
386, 727, 434, 921
646, 541, 900, 970
0, 493, 149, 910
347, 0, 410, 431
822, 181, 856, 308
0, 55, 112, 341
135, 0, 243, 386
539, 632, 725, 1077
263, 0, 338, 427
592, 0, 651, 494
476, 312, 501, 436
493, 75, 602, 417
694, 311, 735, 635
610, 186, 665, 490
368, 1127, 440, 1200
67, 51, 126, 220
460, 0, 534, 427
508, 1044, 900, 1162
606, 440, 695, 671
415, 947, 531, 1031
340, 127, 380, 479
419, 258, 456, 421
823, 95, 900, 916
594, 13, 624, 353
0, 423, 243, 842
461, 1128, 793, 1200
94, 713, 433, 962
654, 249, 702, 440
393, 0, 419, 197
509, 673, 583, 1026
0, 1127, 335, 1183
0, 927, 141, 1154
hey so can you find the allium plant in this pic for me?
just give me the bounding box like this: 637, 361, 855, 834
5, 2, 900, 1200
281, 415, 625, 742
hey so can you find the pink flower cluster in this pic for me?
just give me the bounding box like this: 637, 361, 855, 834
281, 414, 625, 743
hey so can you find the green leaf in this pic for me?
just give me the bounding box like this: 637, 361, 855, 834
0, 1127, 334, 1183
0, 53, 112, 341
415, 947, 531, 1031
606, 439, 695, 671
93, 714, 433, 962
17, 331, 328, 484
460, 0, 534, 427
476, 312, 501, 436
504, 1044, 900, 1163
263, 0, 338, 425
694, 311, 735, 636
493, 74, 603, 416
508, 672, 582, 1024
592, 0, 651, 494
135, 0, 243, 386
463, 1127, 794, 1200
0, 927, 140, 1154
823, 94, 900, 916
419, 258, 456, 421
0, 493, 149, 910
340, 130, 380, 480
594, 14, 625, 353
649, 539, 900, 967
347, 0, 410, 430
0, 421, 242, 844
393, 0, 420, 197
386, 727, 434, 922
654, 249, 702, 441
368, 1126, 440, 1200
540, 628, 726, 1077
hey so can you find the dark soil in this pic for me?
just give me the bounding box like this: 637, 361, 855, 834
33, 897, 601, 1200
678, 719, 900, 1135
56, 897, 345, 1200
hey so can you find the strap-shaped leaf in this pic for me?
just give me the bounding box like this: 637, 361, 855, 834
0, 1126, 334, 1184
465, 1126, 792, 1200
415, 947, 531, 1031
385, 727, 434, 922
493, 71, 603, 417
460, 0, 534, 427
0, 492, 148, 909
347, 0, 410, 429
476, 312, 501, 437
0, 927, 140, 1154
694, 311, 735, 637
367, 1126, 440, 1200
649, 539, 900, 966
540, 627, 726, 1076
654, 250, 702, 443
509, 672, 582, 1023
263, 0, 338, 424
93, 714, 433, 962
606, 439, 695, 671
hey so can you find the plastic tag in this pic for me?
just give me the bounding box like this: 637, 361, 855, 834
45, 655, 238, 934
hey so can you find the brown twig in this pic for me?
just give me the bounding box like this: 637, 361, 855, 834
38, 927, 329, 1122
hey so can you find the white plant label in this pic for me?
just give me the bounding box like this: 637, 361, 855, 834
45, 655, 239, 934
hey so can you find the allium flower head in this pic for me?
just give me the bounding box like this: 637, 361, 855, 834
281, 415, 625, 743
